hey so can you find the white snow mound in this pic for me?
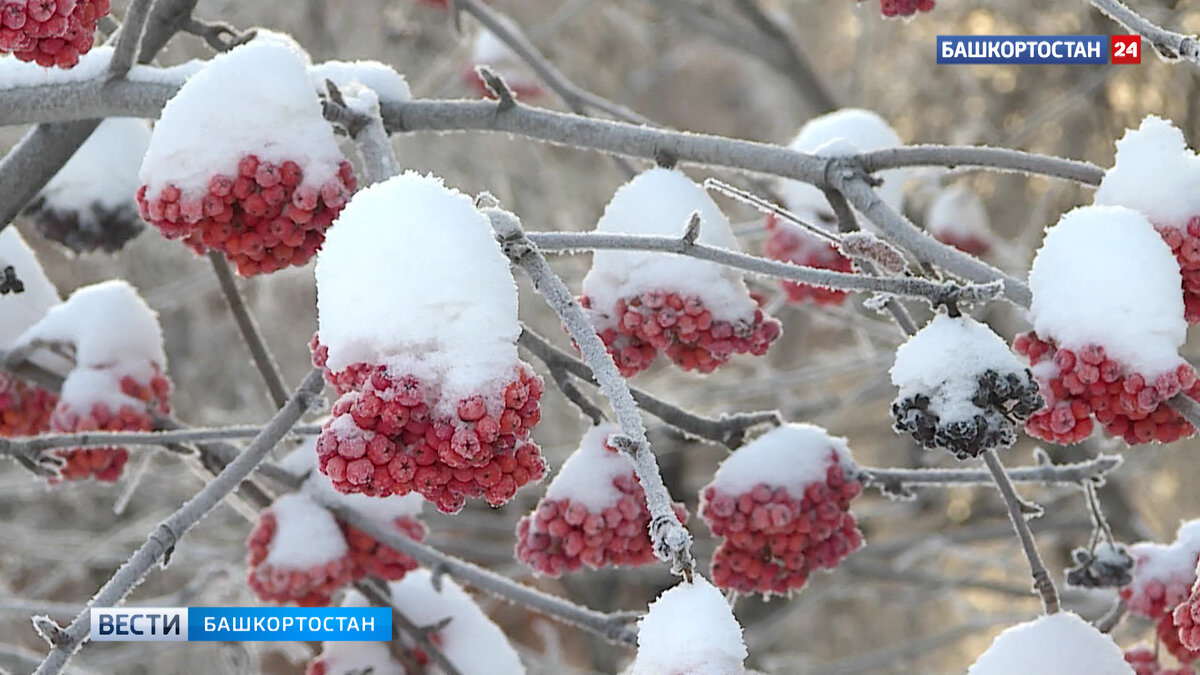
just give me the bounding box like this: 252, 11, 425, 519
706, 423, 855, 497
315, 171, 521, 414
543, 423, 635, 510
139, 31, 344, 198
582, 167, 757, 326
1094, 115, 1200, 229
0, 228, 60, 349
926, 185, 992, 241
39, 118, 152, 214
630, 576, 747, 675
265, 493, 349, 568
388, 570, 526, 675
310, 60, 411, 102
966, 612, 1133, 675
1029, 205, 1185, 377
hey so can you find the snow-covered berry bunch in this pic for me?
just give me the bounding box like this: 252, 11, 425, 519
967, 613, 1133, 675
462, 29, 545, 101
699, 423, 863, 596
1118, 521, 1200, 622
580, 167, 781, 376
1018, 205, 1200, 446
137, 33, 356, 276
0, 0, 109, 68
629, 576, 748, 675
308, 572, 527, 675
25, 119, 150, 255
0, 229, 60, 438
13, 280, 171, 482
890, 314, 1042, 459
1124, 645, 1194, 675
313, 172, 546, 514
925, 185, 995, 256
515, 424, 688, 576
1095, 116, 1200, 324
765, 109, 908, 305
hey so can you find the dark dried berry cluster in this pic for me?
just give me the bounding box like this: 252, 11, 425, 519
25, 199, 144, 255
1065, 545, 1134, 589
0, 265, 23, 294
891, 368, 1042, 459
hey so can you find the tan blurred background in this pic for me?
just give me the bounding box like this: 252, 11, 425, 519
4, 0, 1200, 673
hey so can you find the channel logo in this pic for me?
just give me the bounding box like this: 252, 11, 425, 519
937, 35, 1141, 65
89, 607, 391, 642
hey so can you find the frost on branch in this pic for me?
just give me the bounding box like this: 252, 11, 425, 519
25, 118, 150, 255
462, 29, 545, 101
15, 280, 172, 482
925, 185, 996, 256
629, 576, 748, 675
137, 32, 357, 276
966, 612, 1133, 675
1017, 205, 1199, 446
699, 423, 863, 596
889, 313, 1042, 459
0, 0, 109, 68
0, 229, 60, 439
764, 108, 907, 305
313, 172, 545, 513
580, 167, 781, 377
515, 423, 688, 577
1095, 116, 1200, 324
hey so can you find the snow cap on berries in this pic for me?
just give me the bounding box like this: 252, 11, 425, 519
1121, 519, 1200, 618
1030, 205, 1186, 378
0, 228, 60, 349
139, 31, 344, 199
967, 612, 1133, 675
264, 492, 350, 567
310, 60, 411, 102
925, 185, 994, 254
630, 576, 748, 675
1095, 116, 1200, 229
706, 423, 856, 497
388, 569, 526, 675
315, 171, 522, 412
777, 109, 906, 221
582, 167, 759, 326
542, 423, 634, 509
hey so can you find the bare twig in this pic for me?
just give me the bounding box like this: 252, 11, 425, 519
180, 17, 256, 52
107, 0, 156, 81
1169, 393, 1200, 429
32, 369, 325, 675
208, 252, 290, 409
861, 455, 1122, 494
1090, 0, 1200, 64
548, 367, 608, 425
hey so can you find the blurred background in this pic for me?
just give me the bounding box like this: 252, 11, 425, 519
4, 0, 1200, 673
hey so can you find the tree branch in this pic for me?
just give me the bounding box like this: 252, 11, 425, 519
1090, 0, 1200, 65
107, 0, 156, 81
208, 252, 290, 409
861, 455, 1123, 495
355, 579, 462, 675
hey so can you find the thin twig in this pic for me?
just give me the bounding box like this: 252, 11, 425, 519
1090, 0, 1200, 65
548, 367, 608, 425
208, 252, 290, 409
180, 17, 256, 52
861, 455, 1122, 494
342, 87, 400, 185
107, 0, 156, 81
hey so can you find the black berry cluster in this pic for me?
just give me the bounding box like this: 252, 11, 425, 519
0, 265, 23, 295
25, 199, 144, 254
1066, 545, 1134, 589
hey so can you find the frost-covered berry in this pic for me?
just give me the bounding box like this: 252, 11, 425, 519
700, 424, 863, 596
629, 576, 748, 675
581, 168, 781, 376
1118, 521, 1200, 620
967, 612, 1132, 675
515, 424, 688, 576
25, 119, 150, 255
462, 29, 545, 101
1161, 608, 1200, 664
1021, 205, 1198, 446
137, 33, 356, 276
925, 186, 995, 256
313, 173, 546, 513
890, 314, 1041, 459
0, 0, 109, 68
246, 493, 357, 606
1066, 542, 1135, 589
0, 373, 57, 438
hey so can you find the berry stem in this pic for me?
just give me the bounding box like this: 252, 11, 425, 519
981, 449, 1061, 615
208, 252, 290, 409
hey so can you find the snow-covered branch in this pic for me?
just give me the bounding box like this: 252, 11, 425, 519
861, 454, 1123, 495
32, 369, 325, 675
108, 0, 157, 81
1091, 0, 1200, 65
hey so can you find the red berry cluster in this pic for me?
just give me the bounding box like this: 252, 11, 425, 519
933, 230, 992, 257
313, 341, 546, 514
700, 451, 863, 596
0, 0, 108, 68
762, 214, 852, 306
580, 290, 781, 377
0, 373, 57, 437
859, 0, 935, 17
1163, 610, 1200, 665
343, 516, 427, 581
1126, 646, 1195, 675
136, 155, 357, 277
516, 474, 688, 577
50, 366, 171, 483
1155, 222, 1200, 324
1014, 331, 1200, 446
1120, 559, 1199, 621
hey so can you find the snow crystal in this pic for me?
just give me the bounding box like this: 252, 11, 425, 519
1029, 205, 1185, 377
966, 612, 1133, 675
543, 423, 635, 510
1094, 116, 1200, 229
310, 60, 411, 102
777, 108, 907, 221
582, 167, 758, 324
630, 576, 747, 675
0, 228, 60, 349
38, 118, 151, 213
265, 493, 349, 568
707, 423, 855, 497
15, 279, 164, 368
926, 186, 992, 242
388, 569, 526, 675
138, 31, 344, 198
890, 314, 1025, 423
315, 172, 521, 414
